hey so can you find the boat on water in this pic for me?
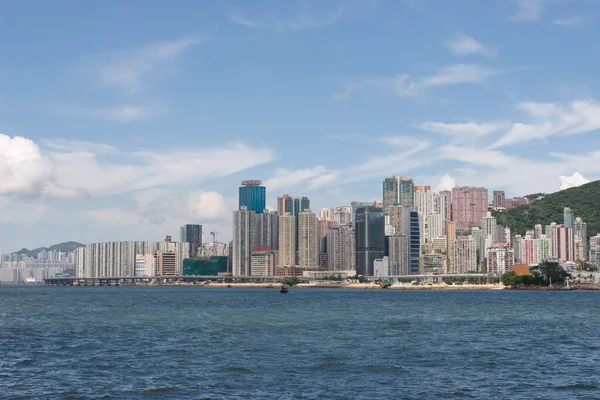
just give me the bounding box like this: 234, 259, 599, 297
25, 277, 36, 284
280, 285, 289, 293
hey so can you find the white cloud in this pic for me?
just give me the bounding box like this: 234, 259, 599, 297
83, 208, 141, 228
370, 74, 421, 98
173, 190, 229, 223
416, 121, 507, 137
98, 37, 200, 93
0, 197, 47, 224
434, 173, 456, 192
553, 17, 585, 28
492, 100, 600, 148
445, 34, 494, 56
228, 3, 343, 33
422, 64, 501, 87
0, 133, 53, 196
264, 166, 329, 192
511, 0, 543, 22
332, 84, 359, 101
54, 104, 153, 123
559, 172, 590, 190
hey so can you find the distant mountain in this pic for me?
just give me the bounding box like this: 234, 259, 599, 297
13, 241, 84, 257
494, 181, 600, 240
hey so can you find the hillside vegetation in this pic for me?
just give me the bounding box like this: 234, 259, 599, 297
14, 241, 84, 257
494, 181, 600, 240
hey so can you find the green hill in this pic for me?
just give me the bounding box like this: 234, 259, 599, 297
14, 241, 84, 257
494, 180, 600, 240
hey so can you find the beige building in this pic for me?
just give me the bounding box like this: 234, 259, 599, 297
446, 220, 457, 272
327, 225, 355, 271
449, 236, 476, 274
135, 254, 155, 277
250, 251, 276, 276
154, 251, 177, 276
278, 213, 296, 266
298, 210, 319, 267
389, 234, 410, 275
387, 205, 405, 234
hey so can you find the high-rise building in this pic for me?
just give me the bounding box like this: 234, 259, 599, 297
351, 201, 374, 231
398, 177, 415, 207
387, 205, 405, 234
487, 243, 514, 275
414, 191, 435, 217
330, 206, 352, 226
319, 208, 331, 221
493, 191, 505, 209
563, 208, 575, 230
180, 224, 202, 257
405, 207, 421, 274
415, 185, 431, 193
574, 217, 587, 261
239, 180, 266, 214
517, 234, 552, 265
551, 224, 574, 262
451, 186, 489, 229
389, 234, 410, 275
284, 196, 310, 259
232, 207, 256, 276
135, 254, 155, 277
278, 213, 296, 266
383, 176, 399, 213
450, 236, 477, 274
590, 235, 600, 268
481, 211, 497, 243
254, 211, 278, 251
427, 213, 444, 242
327, 225, 355, 271
298, 211, 319, 267
277, 194, 290, 215
446, 220, 457, 270
436, 191, 451, 222
355, 206, 385, 276
250, 251, 276, 276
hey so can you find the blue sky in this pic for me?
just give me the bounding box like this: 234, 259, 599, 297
2, 0, 600, 251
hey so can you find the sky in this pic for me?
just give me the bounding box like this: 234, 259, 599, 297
1, 0, 600, 252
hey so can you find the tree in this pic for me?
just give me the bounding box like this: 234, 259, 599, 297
502, 271, 519, 287
530, 261, 571, 285
282, 277, 300, 286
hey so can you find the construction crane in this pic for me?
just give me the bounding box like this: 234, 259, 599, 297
210, 230, 220, 244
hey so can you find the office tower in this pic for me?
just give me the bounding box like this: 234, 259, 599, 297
551, 224, 574, 262
232, 206, 256, 276
487, 243, 514, 275
450, 236, 477, 274
563, 208, 575, 230
298, 211, 319, 267
405, 207, 421, 274
239, 180, 266, 213
327, 225, 355, 271
154, 251, 177, 276
250, 251, 276, 276
481, 211, 497, 242
330, 206, 352, 226
278, 213, 296, 266
451, 186, 489, 229
590, 235, 600, 268
254, 211, 278, 251
389, 234, 410, 275
493, 191, 505, 209
355, 206, 385, 276
574, 217, 587, 261
383, 176, 399, 213
351, 201, 373, 231
180, 224, 202, 257
135, 254, 155, 277
415, 185, 431, 193
277, 194, 290, 215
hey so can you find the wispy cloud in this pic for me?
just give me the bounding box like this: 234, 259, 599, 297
445, 34, 495, 56
97, 37, 200, 93
332, 84, 359, 101
370, 74, 421, 99
491, 99, 600, 148
421, 64, 502, 87
228, 2, 343, 33
510, 0, 544, 22
553, 17, 586, 28
53, 104, 154, 123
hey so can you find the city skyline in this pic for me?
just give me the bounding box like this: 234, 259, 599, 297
3, 0, 600, 250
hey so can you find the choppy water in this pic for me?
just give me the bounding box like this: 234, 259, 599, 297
1, 286, 600, 399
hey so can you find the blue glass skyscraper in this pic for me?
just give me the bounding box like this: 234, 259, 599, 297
239, 180, 266, 214
355, 206, 385, 276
